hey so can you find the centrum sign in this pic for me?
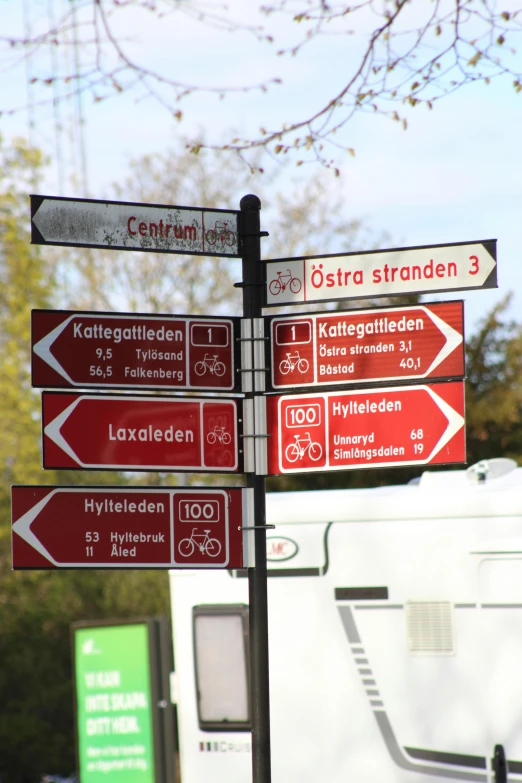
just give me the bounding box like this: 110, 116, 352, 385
31, 195, 240, 257
265, 240, 497, 306
73, 621, 159, 783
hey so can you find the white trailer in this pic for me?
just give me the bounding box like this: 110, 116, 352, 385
169, 459, 522, 783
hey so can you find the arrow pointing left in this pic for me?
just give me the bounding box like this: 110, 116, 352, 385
12, 487, 252, 569
30, 194, 241, 257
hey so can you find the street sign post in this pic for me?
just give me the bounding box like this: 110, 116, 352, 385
42, 392, 241, 472
30, 195, 241, 257
12, 486, 251, 569
268, 301, 464, 390
21, 190, 496, 783
32, 310, 241, 392
265, 240, 497, 306
264, 381, 465, 475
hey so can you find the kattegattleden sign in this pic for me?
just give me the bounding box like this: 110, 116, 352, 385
12, 487, 250, 569
265, 240, 497, 306
268, 301, 464, 390
32, 310, 240, 392
31, 195, 241, 257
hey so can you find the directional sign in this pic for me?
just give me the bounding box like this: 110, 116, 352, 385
42, 392, 241, 472
264, 381, 465, 475
265, 240, 497, 306
32, 309, 240, 392
31, 194, 241, 257
12, 486, 252, 569
268, 301, 464, 390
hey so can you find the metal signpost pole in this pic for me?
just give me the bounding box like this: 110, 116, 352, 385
240, 194, 271, 783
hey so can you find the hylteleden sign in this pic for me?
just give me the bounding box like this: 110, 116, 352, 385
12, 487, 249, 569
32, 310, 240, 392
31, 194, 240, 257
265, 239, 497, 306
42, 392, 240, 472
269, 301, 464, 390
264, 381, 465, 475
73, 621, 159, 783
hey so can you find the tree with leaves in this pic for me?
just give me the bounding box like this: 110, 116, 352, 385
1, 130, 521, 779
0, 138, 54, 533
1, 0, 521, 170
56, 138, 393, 317
465, 293, 522, 465
0, 139, 170, 783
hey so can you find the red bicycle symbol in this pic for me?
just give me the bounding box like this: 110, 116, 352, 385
269, 268, 302, 296
206, 220, 236, 247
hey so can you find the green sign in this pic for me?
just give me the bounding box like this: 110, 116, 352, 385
74, 622, 156, 782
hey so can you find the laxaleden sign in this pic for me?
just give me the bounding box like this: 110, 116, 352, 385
31, 195, 241, 257
265, 240, 497, 306
41, 392, 241, 473
73, 621, 158, 783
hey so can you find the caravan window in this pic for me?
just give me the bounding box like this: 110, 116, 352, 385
193, 604, 250, 731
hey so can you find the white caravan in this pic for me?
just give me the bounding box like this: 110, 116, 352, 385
169, 459, 522, 783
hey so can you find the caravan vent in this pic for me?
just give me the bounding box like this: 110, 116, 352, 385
405, 601, 455, 655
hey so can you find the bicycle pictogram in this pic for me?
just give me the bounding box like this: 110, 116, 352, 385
207, 426, 232, 445
206, 220, 236, 247
285, 432, 323, 463
269, 268, 302, 296
279, 351, 309, 375
194, 353, 226, 377
178, 528, 222, 558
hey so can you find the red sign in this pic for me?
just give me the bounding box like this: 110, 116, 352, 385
269, 301, 464, 390
265, 381, 465, 475
42, 392, 240, 472
32, 310, 239, 392
11, 487, 250, 569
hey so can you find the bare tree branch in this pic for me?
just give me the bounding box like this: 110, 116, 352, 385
1, 0, 521, 169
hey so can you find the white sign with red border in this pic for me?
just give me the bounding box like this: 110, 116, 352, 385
265, 240, 496, 306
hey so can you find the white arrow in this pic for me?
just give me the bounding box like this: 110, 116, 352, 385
421, 306, 464, 377
33, 315, 75, 383
43, 396, 84, 465
423, 385, 465, 462
12, 491, 57, 564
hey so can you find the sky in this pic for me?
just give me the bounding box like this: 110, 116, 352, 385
1, 0, 521, 336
